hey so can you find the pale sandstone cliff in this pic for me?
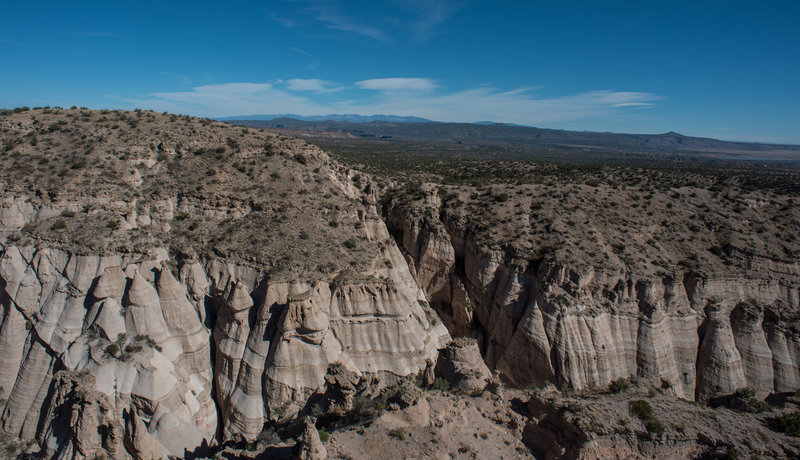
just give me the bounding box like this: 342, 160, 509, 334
0, 109, 449, 458
1, 108, 798, 458
386, 187, 800, 401
0, 225, 448, 456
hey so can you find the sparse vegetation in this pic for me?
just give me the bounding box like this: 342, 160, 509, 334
431, 377, 451, 392
778, 411, 800, 437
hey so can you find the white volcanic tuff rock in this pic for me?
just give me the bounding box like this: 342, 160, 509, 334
214, 274, 449, 441
435, 338, 492, 392
391, 209, 800, 401
293, 416, 327, 460
39, 371, 124, 459
0, 212, 451, 450
124, 408, 171, 460
0, 246, 217, 457
203, 211, 450, 441
1, 337, 56, 438
213, 282, 256, 438
0, 299, 27, 399
731, 305, 776, 393
179, 260, 211, 322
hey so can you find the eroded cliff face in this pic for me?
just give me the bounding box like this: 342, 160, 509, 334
386, 188, 800, 401
0, 108, 449, 458
209, 218, 448, 441
0, 246, 216, 458
0, 226, 448, 456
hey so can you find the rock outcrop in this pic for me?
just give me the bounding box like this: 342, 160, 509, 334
387, 189, 800, 401
0, 235, 449, 454
0, 247, 217, 457
435, 337, 491, 393
0, 109, 450, 457
292, 417, 327, 460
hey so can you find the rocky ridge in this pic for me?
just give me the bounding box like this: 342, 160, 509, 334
0, 107, 799, 458
0, 108, 448, 458
385, 181, 800, 401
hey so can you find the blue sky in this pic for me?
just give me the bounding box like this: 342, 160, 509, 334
1, 1, 798, 143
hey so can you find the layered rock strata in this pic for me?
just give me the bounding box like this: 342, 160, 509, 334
0, 109, 449, 457
0, 219, 449, 454
387, 192, 800, 401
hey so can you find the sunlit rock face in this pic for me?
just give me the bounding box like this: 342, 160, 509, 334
0, 109, 452, 456
388, 199, 800, 401
0, 226, 449, 454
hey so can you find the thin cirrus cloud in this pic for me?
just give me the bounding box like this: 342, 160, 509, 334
401, 0, 461, 41
356, 78, 438, 91
285, 78, 342, 92
141, 78, 660, 125
283, 0, 459, 42
303, 1, 389, 42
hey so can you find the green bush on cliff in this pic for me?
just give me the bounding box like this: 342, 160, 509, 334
778, 411, 800, 437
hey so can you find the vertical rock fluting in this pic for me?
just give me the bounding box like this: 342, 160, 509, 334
0, 242, 451, 454
213, 265, 450, 441
388, 204, 800, 401
0, 247, 218, 457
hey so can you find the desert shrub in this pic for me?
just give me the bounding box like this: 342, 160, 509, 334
271, 405, 286, 419
317, 429, 329, 442
388, 429, 405, 440
296, 154, 308, 165
104, 344, 119, 357
608, 377, 630, 393
629, 400, 653, 420
431, 377, 450, 392
51, 219, 67, 230
709, 246, 726, 258
748, 398, 770, 413
257, 427, 281, 444
645, 420, 665, 435
778, 411, 800, 437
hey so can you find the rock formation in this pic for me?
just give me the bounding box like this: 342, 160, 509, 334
435, 337, 491, 393
0, 107, 798, 458
292, 417, 327, 460
0, 108, 449, 457
386, 185, 800, 401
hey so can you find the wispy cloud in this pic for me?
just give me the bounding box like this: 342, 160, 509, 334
356, 78, 438, 91
270, 14, 299, 28
287, 46, 312, 57
0, 37, 37, 49
291, 0, 457, 43
286, 46, 319, 69
339, 87, 660, 125
400, 0, 461, 41
140, 82, 330, 116
303, 1, 389, 42
285, 78, 342, 92
65, 31, 119, 38
136, 78, 660, 125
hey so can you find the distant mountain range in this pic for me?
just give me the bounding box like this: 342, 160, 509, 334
218, 113, 433, 123
226, 116, 800, 161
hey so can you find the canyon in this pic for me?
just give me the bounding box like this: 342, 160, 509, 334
0, 107, 798, 458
